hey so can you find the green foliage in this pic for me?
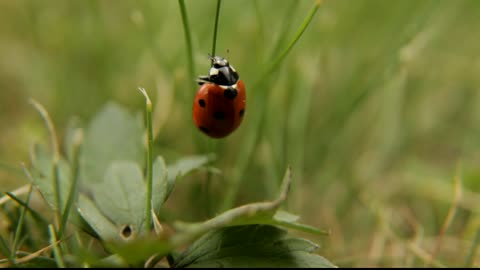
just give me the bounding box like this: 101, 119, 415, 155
3, 0, 479, 267
29, 144, 72, 212
94, 161, 146, 235
173, 167, 328, 237
80, 102, 144, 189
77, 194, 120, 242
1, 99, 333, 268
174, 225, 335, 268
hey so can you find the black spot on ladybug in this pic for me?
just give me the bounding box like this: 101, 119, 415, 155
239, 109, 245, 117
199, 99, 206, 107
213, 111, 225, 120
224, 88, 238, 99
199, 126, 210, 134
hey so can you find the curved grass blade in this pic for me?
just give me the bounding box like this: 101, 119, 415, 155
260, 0, 322, 81
29, 99, 62, 228
173, 167, 326, 239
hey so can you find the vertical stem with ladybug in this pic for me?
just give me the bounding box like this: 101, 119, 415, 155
205, 0, 222, 217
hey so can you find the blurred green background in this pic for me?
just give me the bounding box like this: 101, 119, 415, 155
1, 0, 480, 267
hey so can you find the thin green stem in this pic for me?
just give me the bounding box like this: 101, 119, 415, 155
259, 0, 322, 82
0, 236, 13, 265
139, 88, 154, 233
53, 164, 61, 228
58, 129, 83, 240
30, 99, 62, 228
11, 185, 33, 256
268, 0, 300, 60
205, 0, 222, 215
253, 0, 266, 60
178, 0, 195, 89
48, 224, 66, 268
465, 227, 480, 267
29, 99, 60, 163
73, 232, 90, 268
166, 253, 175, 267
211, 0, 222, 56
4, 191, 48, 225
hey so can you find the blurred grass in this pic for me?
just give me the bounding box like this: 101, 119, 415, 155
1, 0, 480, 267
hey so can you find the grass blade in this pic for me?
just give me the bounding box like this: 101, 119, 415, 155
211, 0, 222, 56
30, 99, 61, 228
0, 185, 29, 206
465, 227, 480, 268
11, 185, 33, 255
260, 0, 322, 81
178, 0, 195, 90
4, 191, 49, 225
267, 0, 300, 60
48, 224, 66, 268
139, 87, 154, 233
58, 129, 83, 240
428, 171, 462, 266
29, 99, 60, 163
0, 235, 13, 265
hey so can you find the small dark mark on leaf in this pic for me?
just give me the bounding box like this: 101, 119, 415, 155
121, 225, 133, 239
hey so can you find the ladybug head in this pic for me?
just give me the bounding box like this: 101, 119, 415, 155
205, 55, 239, 86
209, 55, 229, 68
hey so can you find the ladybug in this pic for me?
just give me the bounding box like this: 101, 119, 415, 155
193, 55, 246, 138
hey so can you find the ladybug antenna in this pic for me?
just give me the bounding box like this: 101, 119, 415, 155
207, 53, 215, 67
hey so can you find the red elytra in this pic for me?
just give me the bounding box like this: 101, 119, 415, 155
192, 80, 246, 138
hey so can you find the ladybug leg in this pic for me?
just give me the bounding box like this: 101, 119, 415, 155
197, 75, 210, 85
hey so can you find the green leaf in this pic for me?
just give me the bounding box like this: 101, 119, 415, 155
73, 250, 128, 268
29, 144, 72, 211
152, 156, 170, 215
94, 161, 146, 237
106, 236, 173, 266
28, 144, 94, 235
167, 154, 215, 183
174, 225, 336, 268
149, 154, 214, 216
173, 166, 327, 237
77, 194, 121, 242
80, 102, 144, 188
274, 210, 300, 223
